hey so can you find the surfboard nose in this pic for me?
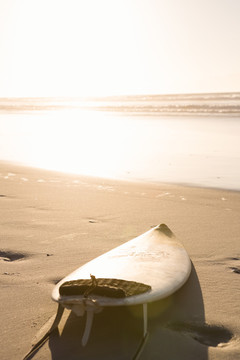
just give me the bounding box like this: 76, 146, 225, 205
155, 224, 174, 238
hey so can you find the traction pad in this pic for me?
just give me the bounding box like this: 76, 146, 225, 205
59, 277, 151, 298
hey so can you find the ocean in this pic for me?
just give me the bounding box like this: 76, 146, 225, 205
0, 93, 240, 190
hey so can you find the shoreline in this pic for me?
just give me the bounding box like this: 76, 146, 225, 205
1, 160, 240, 194
1, 162, 240, 359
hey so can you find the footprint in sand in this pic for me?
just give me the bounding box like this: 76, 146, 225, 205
166, 322, 233, 347
89, 219, 98, 223
3, 272, 20, 276
229, 257, 240, 261
206, 256, 240, 274
0, 250, 27, 262
229, 267, 240, 274
227, 257, 240, 274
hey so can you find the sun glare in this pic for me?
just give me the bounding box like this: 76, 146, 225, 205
14, 110, 140, 179
0, 109, 186, 180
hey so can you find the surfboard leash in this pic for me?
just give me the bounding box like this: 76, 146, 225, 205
83, 274, 98, 298
22, 304, 64, 360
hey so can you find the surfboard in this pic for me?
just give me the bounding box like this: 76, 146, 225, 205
51, 224, 191, 352
23, 224, 191, 360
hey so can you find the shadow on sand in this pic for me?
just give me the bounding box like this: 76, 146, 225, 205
45, 264, 213, 360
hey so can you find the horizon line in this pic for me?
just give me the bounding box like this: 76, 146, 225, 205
0, 91, 240, 101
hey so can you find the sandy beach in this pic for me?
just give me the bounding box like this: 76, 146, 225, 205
1, 162, 240, 360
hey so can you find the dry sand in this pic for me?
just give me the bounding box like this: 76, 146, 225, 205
0, 162, 240, 360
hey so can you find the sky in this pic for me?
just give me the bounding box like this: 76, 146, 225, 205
0, 0, 240, 97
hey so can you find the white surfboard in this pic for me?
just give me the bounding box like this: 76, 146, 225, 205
51, 224, 191, 351
23, 224, 191, 360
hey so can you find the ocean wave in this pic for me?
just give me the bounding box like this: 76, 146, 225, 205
1, 92, 240, 116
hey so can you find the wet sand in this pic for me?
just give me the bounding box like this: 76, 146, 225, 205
0, 162, 240, 359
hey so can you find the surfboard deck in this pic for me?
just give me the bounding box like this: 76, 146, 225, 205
52, 224, 191, 308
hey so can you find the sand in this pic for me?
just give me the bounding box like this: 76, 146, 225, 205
0, 162, 240, 360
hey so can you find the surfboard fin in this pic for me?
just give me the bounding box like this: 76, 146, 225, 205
70, 298, 103, 347
82, 309, 95, 346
